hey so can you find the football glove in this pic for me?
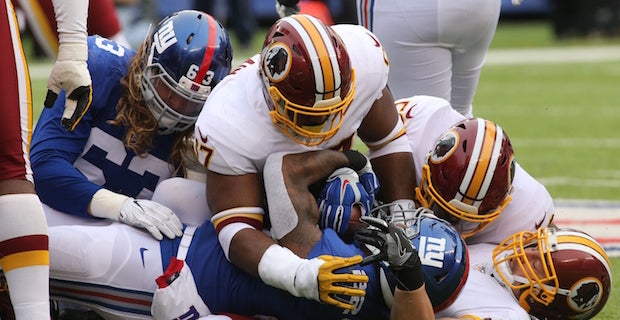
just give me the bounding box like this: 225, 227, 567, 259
316, 255, 368, 309
342, 150, 380, 205
119, 198, 184, 240
275, 0, 300, 18
45, 42, 93, 131
258, 245, 368, 310
90, 189, 183, 240
318, 168, 373, 235
354, 216, 424, 291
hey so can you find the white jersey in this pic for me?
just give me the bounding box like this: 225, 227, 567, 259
398, 96, 555, 244
435, 243, 531, 319
194, 24, 389, 175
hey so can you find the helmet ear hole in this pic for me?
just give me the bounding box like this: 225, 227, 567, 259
461, 140, 468, 153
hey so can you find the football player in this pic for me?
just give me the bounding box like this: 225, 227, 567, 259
30, 10, 233, 240
436, 226, 612, 320
0, 0, 93, 318
44, 174, 466, 319
193, 13, 418, 309
357, 0, 502, 117
395, 95, 555, 244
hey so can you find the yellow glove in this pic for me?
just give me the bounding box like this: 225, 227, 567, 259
317, 255, 369, 310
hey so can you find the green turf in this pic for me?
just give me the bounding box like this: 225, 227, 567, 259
474, 61, 620, 200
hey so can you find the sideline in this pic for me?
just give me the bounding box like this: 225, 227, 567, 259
554, 199, 620, 257
27, 45, 620, 80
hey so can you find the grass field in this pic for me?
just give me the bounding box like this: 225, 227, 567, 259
25, 20, 619, 318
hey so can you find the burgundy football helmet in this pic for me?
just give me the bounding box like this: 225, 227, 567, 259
259, 14, 355, 146
415, 118, 515, 238
493, 227, 612, 320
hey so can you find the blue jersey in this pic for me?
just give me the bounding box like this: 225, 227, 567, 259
160, 225, 390, 320
31, 36, 178, 218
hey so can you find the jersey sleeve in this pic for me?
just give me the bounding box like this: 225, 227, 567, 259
52, 0, 88, 43
30, 36, 134, 218
31, 89, 103, 218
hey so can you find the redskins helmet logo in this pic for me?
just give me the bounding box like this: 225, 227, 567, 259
430, 131, 458, 164
568, 278, 602, 312
262, 43, 291, 82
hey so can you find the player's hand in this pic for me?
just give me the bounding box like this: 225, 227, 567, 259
275, 0, 300, 18
342, 150, 380, 205
119, 198, 183, 240
45, 42, 93, 131
318, 168, 372, 235
354, 216, 424, 291
315, 255, 368, 310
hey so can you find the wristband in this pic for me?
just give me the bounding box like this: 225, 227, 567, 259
342, 149, 368, 172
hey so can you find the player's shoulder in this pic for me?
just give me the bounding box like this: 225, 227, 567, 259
87, 35, 135, 70
396, 95, 452, 116
332, 24, 388, 70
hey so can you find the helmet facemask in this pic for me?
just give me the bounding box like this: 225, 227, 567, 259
264, 70, 355, 146
141, 61, 209, 135
493, 228, 560, 307
416, 163, 512, 238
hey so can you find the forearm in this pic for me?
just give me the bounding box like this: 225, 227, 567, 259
370, 151, 416, 202
51, 0, 88, 43
228, 228, 277, 276
281, 150, 350, 186
391, 286, 434, 320
31, 155, 100, 217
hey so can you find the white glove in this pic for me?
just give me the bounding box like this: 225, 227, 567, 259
275, 0, 300, 18
119, 198, 183, 240
45, 42, 93, 131
90, 189, 183, 240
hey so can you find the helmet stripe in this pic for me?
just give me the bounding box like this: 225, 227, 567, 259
194, 14, 217, 85
557, 233, 612, 270
478, 123, 504, 202
288, 15, 339, 102
459, 119, 503, 206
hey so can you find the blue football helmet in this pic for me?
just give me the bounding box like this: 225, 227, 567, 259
375, 207, 469, 312
141, 10, 233, 134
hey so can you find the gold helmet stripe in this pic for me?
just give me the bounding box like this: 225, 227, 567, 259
287, 15, 339, 102
459, 119, 504, 206
556, 232, 612, 275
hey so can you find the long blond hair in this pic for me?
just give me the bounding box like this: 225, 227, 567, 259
110, 43, 193, 176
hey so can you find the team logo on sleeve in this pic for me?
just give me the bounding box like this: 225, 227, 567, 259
262, 43, 291, 82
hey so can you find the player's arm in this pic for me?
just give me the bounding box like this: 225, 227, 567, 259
358, 87, 418, 221
354, 216, 433, 320
207, 152, 368, 310
46, 0, 93, 131
266, 150, 368, 253
392, 287, 434, 320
